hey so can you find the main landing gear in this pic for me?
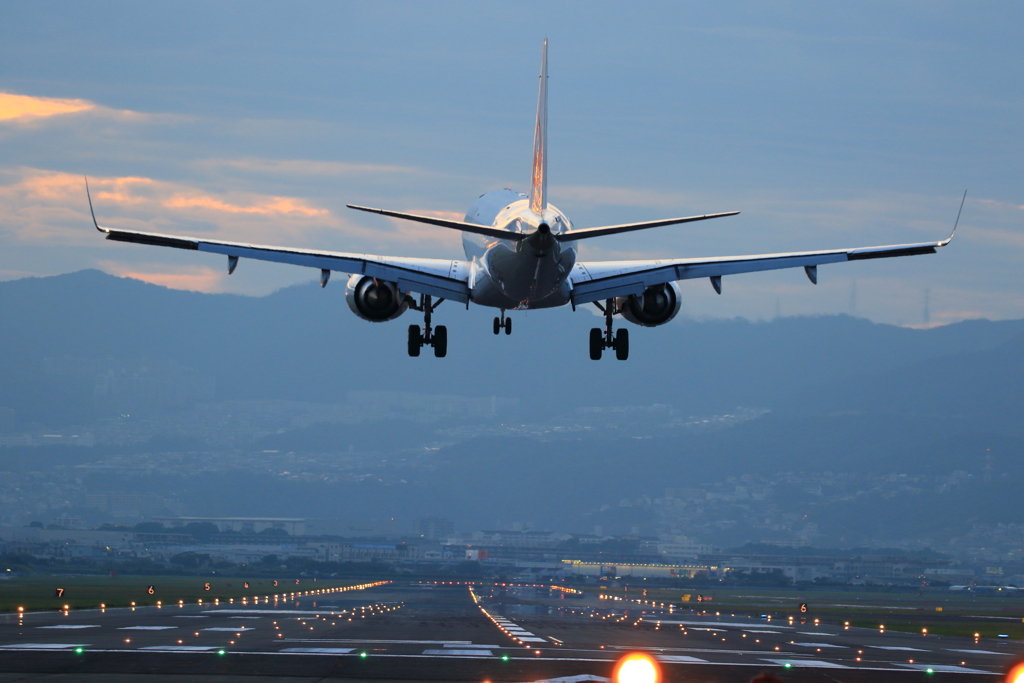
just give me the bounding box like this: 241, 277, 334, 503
590, 298, 628, 361
493, 309, 512, 335
408, 294, 447, 358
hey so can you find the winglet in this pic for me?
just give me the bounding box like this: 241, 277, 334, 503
940, 189, 967, 246
529, 38, 548, 215
84, 176, 108, 233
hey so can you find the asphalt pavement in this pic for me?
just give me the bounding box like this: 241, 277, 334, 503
0, 581, 1018, 682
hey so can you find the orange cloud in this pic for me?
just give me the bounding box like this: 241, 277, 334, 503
0, 92, 94, 121
164, 193, 327, 217
98, 261, 226, 293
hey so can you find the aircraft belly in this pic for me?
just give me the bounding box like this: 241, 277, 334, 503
473, 247, 572, 309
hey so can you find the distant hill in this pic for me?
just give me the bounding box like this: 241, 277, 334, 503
2, 270, 1021, 544
0, 270, 1021, 430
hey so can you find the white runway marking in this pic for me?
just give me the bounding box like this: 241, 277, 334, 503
139, 645, 219, 651
443, 643, 500, 648
201, 627, 254, 632
897, 664, 990, 674
761, 658, 849, 668
37, 625, 100, 629
118, 626, 177, 630
873, 646, 927, 651
519, 637, 547, 642
0, 643, 87, 650
948, 648, 1012, 655
797, 631, 839, 636
744, 630, 781, 633
280, 647, 355, 654
423, 649, 493, 656
657, 655, 708, 663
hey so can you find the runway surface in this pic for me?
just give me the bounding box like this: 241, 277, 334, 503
0, 581, 1019, 682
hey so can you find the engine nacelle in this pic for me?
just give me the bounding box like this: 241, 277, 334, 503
345, 274, 410, 322
616, 282, 682, 327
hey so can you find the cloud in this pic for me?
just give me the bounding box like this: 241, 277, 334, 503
205, 157, 418, 176
97, 261, 228, 293
0, 92, 94, 121
0, 168, 344, 248
163, 193, 328, 218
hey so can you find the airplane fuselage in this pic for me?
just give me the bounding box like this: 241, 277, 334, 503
462, 189, 577, 309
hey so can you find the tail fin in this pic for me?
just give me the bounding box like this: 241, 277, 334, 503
530, 38, 548, 215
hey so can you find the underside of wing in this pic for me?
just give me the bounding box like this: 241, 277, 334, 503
570, 235, 954, 305
96, 225, 471, 302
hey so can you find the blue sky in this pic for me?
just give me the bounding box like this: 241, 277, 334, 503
1, 1, 1021, 325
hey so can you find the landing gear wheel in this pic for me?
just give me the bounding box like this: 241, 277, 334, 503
614, 328, 629, 361
493, 317, 501, 335
408, 325, 422, 357
589, 328, 603, 360
433, 325, 448, 358
504, 318, 512, 335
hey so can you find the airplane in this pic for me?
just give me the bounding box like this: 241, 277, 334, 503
87, 39, 960, 361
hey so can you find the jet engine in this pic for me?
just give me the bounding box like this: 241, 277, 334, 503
616, 282, 682, 327
345, 274, 410, 322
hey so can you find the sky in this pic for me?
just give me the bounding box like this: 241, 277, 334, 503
0, 1, 1021, 326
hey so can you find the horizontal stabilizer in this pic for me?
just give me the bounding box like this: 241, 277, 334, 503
347, 204, 526, 241
558, 211, 739, 241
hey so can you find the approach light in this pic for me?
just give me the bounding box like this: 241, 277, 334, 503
613, 652, 660, 683
1006, 662, 1024, 683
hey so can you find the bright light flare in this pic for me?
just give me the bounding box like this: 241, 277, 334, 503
613, 652, 660, 683
1005, 662, 1024, 683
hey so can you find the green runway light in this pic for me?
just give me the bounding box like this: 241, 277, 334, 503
218, 650, 226, 655
926, 669, 934, 674
360, 652, 367, 658
784, 663, 792, 668
75, 648, 83, 653
502, 655, 509, 661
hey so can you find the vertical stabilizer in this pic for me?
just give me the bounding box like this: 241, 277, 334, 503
530, 38, 549, 215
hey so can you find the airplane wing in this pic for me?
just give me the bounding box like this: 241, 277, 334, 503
88, 185, 469, 302
569, 234, 955, 305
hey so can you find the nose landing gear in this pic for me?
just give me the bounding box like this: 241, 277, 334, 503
408, 294, 447, 357
493, 310, 512, 335
589, 298, 628, 360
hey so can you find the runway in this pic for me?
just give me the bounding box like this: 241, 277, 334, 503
0, 581, 1017, 682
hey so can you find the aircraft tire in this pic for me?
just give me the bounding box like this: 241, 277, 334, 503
504, 318, 512, 335
493, 317, 500, 335
408, 325, 422, 357
434, 325, 448, 358
589, 328, 603, 360
615, 328, 629, 360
